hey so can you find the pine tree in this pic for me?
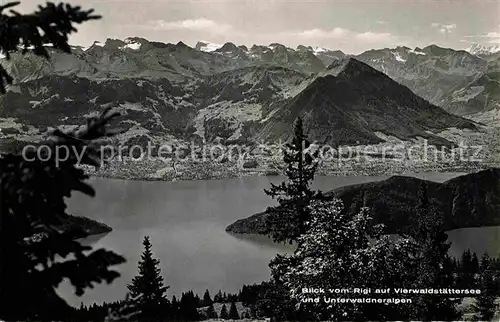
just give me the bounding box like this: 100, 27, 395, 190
461, 250, 473, 271
404, 181, 460, 320
179, 290, 199, 321
253, 281, 298, 321
474, 253, 498, 321
194, 293, 202, 307
239, 285, 249, 304
206, 304, 217, 319
227, 293, 237, 302
443, 255, 457, 287
228, 301, 240, 320
220, 304, 229, 319
170, 295, 179, 320
474, 271, 497, 321
127, 236, 169, 320
264, 117, 321, 243
250, 305, 258, 319
459, 249, 474, 287
269, 199, 417, 320
472, 252, 480, 277
214, 290, 223, 302
202, 289, 213, 306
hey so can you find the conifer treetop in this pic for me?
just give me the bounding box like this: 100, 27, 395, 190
127, 236, 168, 307
228, 301, 240, 319
264, 117, 321, 243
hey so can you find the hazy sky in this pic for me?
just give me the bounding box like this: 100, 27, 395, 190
14, 0, 500, 54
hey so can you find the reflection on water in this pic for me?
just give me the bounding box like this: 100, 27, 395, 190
226, 232, 295, 251
58, 172, 499, 307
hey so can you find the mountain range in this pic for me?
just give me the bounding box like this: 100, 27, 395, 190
195, 40, 500, 116
0, 37, 497, 155
466, 44, 500, 57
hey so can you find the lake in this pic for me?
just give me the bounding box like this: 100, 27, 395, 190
57, 172, 500, 307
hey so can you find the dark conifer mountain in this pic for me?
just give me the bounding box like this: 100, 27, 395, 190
257, 58, 476, 147
226, 168, 500, 235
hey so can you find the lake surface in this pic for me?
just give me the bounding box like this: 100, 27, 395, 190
57, 172, 500, 307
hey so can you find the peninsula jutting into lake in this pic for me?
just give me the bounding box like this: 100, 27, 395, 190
1, 0, 500, 321
226, 169, 500, 236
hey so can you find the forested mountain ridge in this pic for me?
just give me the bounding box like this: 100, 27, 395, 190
226, 168, 500, 235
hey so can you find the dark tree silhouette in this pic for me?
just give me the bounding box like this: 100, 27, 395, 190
0, 109, 126, 321
127, 236, 169, 320
0, 3, 127, 320
471, 252, 480, 277
474, 253, 498, 321
264, 117, 321, 243
194, 293, 202, 307
202, 289, 213, 306
214, 289, 223, 302
179, 290, 200, 321
205, 304, 217, 319
169, 295, 180, 320
219, 304, 229, 320
228, 301, 240, 320
404, 181, 459, 320
458, 249, 475, 288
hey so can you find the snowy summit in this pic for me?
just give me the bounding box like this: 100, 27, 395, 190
466, 43, 500, 56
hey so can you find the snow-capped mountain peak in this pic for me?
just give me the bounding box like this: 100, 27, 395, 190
313, 46, 327, 54
409, 47, 426, 55
466, 43, 500, 56
92, 41, 104, 48
195, 41, 223, 52
391, 51, 406, 62
121, 38, 142, 50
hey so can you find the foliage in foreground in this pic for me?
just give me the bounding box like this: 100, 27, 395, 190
78, 244, 500, 322
268, 198, 418, 320
0, 107, 126, 320
402, 181, 460, 320
474, 253, 499, 321
260, 118, 498, 321
0, 2, 125, 320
